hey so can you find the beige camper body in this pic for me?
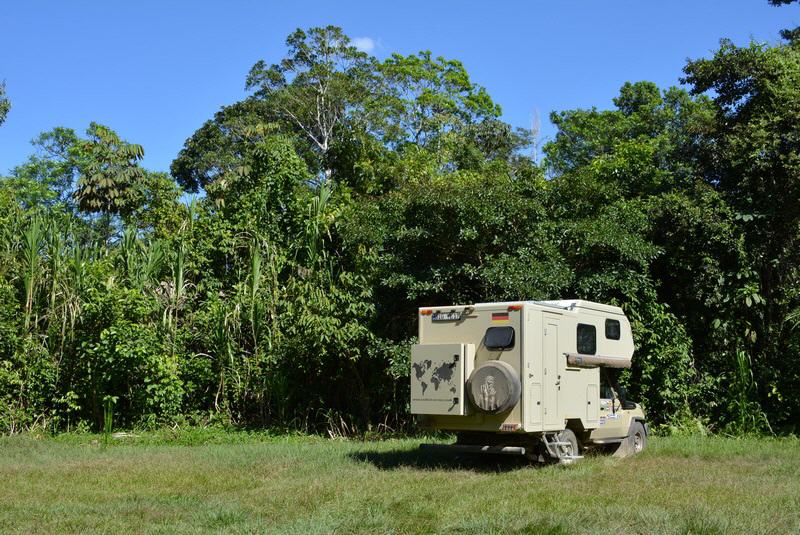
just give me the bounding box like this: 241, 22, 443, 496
411, 300, 647, 461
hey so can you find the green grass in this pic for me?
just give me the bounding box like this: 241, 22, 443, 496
0, 432, 798, 534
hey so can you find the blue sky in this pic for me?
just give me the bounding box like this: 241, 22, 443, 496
1, 1, 798, 175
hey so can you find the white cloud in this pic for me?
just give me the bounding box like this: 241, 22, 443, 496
352, 37, 375, 53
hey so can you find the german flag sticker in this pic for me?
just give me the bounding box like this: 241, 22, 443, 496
492, 312, 510, 323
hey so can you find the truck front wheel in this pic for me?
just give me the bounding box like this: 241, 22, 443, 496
613, 421, 647, 457
631, 421, 647, 453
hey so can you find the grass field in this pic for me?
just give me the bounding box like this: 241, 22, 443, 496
0, 431, 798, 534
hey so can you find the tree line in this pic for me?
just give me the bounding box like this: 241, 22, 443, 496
1, 18, 799, 435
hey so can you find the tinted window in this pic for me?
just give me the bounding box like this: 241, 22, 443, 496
485, 326, 515, 350
577, 324, 596, 355
605, 319, 621, 340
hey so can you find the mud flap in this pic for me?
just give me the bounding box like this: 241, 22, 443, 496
612, 437, 634, 458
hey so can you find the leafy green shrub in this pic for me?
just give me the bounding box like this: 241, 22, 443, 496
80, 320, 183, 427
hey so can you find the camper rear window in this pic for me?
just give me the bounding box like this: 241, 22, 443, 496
605, 319, 621, 340
485, 326, 515, 350
577, 324, 596, 355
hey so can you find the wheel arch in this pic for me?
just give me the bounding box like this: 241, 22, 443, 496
628, 417, 649, 436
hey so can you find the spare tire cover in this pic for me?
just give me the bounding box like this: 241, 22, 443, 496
466, 360, 521, 414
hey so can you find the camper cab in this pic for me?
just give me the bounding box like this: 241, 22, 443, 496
411, 300, 648, 462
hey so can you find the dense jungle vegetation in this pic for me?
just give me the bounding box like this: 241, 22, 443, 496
1, 16, 799, 436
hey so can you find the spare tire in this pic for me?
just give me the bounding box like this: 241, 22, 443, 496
466, 360, 521, 414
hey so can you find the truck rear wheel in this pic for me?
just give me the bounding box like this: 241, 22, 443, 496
557, 429, 579, 457
547, 429, 580, 463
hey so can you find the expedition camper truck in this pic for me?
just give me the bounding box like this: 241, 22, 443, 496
411, 300, 648, 462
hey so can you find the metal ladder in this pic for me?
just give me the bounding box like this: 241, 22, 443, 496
542, 432, 584, 464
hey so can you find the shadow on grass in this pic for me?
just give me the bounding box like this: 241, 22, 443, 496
349, 445, 541, 473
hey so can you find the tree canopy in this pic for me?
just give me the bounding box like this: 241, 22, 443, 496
1, 23, 800, 436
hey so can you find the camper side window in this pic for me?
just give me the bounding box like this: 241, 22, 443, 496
605, 319, 621, 340
577, 324, 596, 355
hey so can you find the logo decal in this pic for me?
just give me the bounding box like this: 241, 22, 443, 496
480, 375, 497, 410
